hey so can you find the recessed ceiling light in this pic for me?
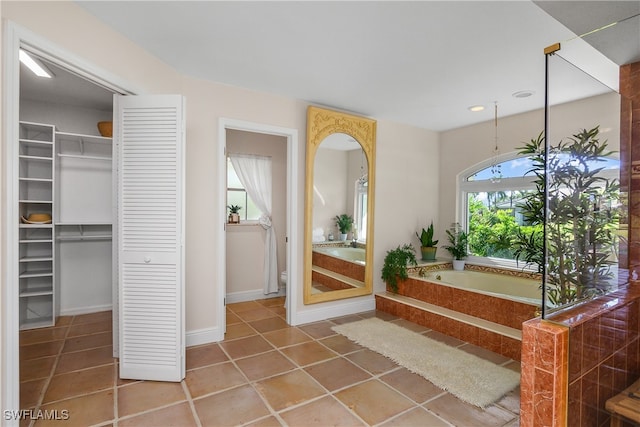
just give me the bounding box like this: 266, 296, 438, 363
468, 105, 485, 112
512, 90, 535, 98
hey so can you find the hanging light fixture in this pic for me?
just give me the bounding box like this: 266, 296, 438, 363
357, 149, 368, 186
490, 101, 502, 183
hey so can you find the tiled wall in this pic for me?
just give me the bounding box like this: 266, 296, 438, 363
312, 251, 365, 281
520, 61, 640, 427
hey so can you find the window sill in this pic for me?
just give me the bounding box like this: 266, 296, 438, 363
227, 221, 260, 227
466, 255, 538, 273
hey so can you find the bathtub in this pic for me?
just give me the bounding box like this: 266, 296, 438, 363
422, 269, 541, 305
313, 246, 365, 265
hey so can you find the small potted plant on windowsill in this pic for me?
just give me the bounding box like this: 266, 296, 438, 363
335, 214, 354, 241
227, 205, 242, 224
416, 221, 438, 261
381, 244, 418, 293
444, 223, 468, 271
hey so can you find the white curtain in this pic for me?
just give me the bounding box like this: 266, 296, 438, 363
229, 154, 278, 294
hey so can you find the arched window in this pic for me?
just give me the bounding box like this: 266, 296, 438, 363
459, 155, 620, 268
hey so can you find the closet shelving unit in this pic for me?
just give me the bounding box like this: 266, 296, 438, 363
17, 122, 114, 329
18, 121, 56, 329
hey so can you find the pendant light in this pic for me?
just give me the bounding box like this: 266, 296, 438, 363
490, 102, 502, 183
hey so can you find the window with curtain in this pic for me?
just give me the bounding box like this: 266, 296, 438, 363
227, 158, 261, 221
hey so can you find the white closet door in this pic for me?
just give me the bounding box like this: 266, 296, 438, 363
115, 94, 185, 382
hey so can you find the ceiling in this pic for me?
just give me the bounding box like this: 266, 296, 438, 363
21, 1, 640, 132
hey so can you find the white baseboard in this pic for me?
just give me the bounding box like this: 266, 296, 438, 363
186, 326, 224, 347
59, 304, 113, 316
292, 297, 376, 326
226, 287, 286, 304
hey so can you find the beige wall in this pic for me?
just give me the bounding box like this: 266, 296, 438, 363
225, 130, 287, 298
1, 1, 441, 339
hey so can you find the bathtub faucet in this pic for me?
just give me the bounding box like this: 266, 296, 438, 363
350, 238, 358, 248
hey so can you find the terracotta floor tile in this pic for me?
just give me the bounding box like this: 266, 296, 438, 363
118, 381, 186, 418
62, 331, 112, 353
334, 380, 414, 425
254, 370, 326, 411
379, 407, 449, 427
224, 322, 258, 340
228, 301, 264, 313
20, 340, 64, 362
236, 307, 279, 322
248, 316, 289, 333
298, 321, 338, 339
55, 346, 114, 374
193, 384, 270, 426
186, 342, 228, 370
20, 378, 47, 409
226, 311, 243, 325
44, 364, 114, 403
345, 349, 398, 375
268, 306, 287, 317
424, 393, 517, 426
380, 368, 445, 404
220, 335, 274, 359
66, 320, 111, 337
257, 297, 286, 308
184, 361, 247, 398
235, 350, 296, 381
118, 402, 197, 427
36, 390, 114, 427
20, 356, 56, 382
20, 327, 68, 346
304, 357, 371, 391
279, 341, 336, 366
262, 327, 312, 348
280, 395, 366, 426
244, 415, 283, 427
319, 335, 363, 354
330, 314, 365, 325
72, 311, 112, 325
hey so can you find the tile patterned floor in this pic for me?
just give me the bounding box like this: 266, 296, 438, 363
19, 297, 520, 426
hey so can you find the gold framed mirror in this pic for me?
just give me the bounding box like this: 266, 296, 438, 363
304, 106, 376, 304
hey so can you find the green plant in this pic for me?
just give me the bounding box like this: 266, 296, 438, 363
513, 127, 620, 307
416, 221, 438, 247
444, 223, 468, 260
381, 244, 418, 292
227, 204, 242, 214
334, 214, 354, 234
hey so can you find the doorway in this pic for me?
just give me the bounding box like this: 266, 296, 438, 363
218, 119, 300, 335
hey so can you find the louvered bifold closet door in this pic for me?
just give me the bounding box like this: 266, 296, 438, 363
115, 95, 185, 382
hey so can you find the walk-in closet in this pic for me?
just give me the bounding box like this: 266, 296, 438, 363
18, 50, 115, 329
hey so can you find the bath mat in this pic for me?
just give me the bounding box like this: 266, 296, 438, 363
332, 318, 520, 408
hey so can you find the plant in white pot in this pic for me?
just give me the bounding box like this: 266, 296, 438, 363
444, 223, 468, 271
334, 214, 354, 241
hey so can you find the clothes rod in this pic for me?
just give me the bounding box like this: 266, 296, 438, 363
56, 235, 112, 242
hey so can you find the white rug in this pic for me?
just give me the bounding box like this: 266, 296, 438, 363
332, 317, 520, 408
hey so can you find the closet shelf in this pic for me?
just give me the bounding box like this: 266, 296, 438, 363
19, 270, 53, 279
57, 235, 112, 242
19, 256, 53, 263
20, 289, 53, 298
57, 153, 111, 161
56, 131, 111, 145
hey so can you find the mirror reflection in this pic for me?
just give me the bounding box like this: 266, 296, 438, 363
304, 107, 376, 304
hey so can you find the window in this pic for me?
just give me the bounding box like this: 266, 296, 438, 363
227, 158, 261, 221
460, 155, 620, 267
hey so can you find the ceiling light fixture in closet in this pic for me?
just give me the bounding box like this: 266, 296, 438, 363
19, 49, 53, 78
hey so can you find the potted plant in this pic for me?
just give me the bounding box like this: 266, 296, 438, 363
381, 244, 418, 293
335, 214, 354, 241
416, 221, 438, 261
444, 223, 468, 271
227, 204, 242, 224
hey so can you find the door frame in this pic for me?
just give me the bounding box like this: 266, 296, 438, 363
2, 21, 136, 421
217, 118, 300, 332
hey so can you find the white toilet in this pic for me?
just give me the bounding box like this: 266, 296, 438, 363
280, 271, 287, 286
